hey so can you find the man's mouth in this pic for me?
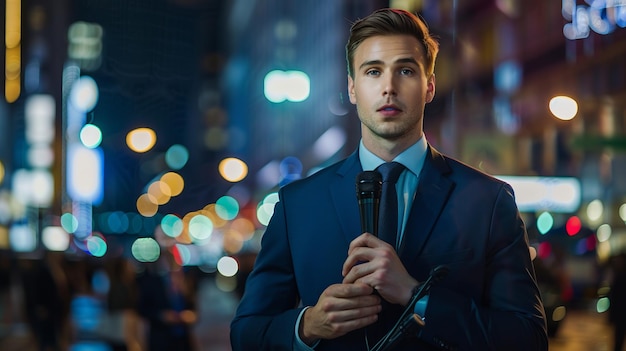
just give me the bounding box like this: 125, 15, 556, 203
377, 105, 402, 113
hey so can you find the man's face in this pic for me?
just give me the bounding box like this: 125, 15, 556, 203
348, 34, 435, 149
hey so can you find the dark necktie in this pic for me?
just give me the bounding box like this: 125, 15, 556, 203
376, 162, 405, 249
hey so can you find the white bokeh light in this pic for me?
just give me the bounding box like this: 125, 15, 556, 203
80, 124, 103, 148
69, 75, 99, 112
217, 256, 239, 277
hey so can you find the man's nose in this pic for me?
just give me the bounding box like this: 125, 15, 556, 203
382, 75, 397, 96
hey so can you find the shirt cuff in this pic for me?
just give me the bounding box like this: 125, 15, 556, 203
294, 307, 320, 350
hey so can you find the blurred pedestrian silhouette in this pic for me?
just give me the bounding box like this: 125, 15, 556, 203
19, 252, 69, 351
136, 251, 198, 351
609, 253, 626, 351
102, 257, 142, 351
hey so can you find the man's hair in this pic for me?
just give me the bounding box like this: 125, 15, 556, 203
345, 8, 439, 79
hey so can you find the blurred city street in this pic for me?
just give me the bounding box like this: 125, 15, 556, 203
0, 276, 619, 351
197, 284, 620, 351
549, 309, 613, 351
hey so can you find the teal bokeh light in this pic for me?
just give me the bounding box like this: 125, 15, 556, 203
216, 196, 239, 220
61, 213, 79, 233
165, 144, 189, 170
536, 212, 554, 235
161, 214, 183, 238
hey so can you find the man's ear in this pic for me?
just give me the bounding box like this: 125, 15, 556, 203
347, 75, 357, 105
426, 74, 436, 103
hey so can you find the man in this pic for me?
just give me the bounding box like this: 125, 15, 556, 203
231, 8, 548, 350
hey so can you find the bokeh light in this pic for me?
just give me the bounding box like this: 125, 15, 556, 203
279, 156, 302, 185
257, 192, 279, 226
188, 214, 213, 242
66, 145, 104, 205
172, 245, 191, 266
80, 124, 102, 148
105, 211, 129, 234
126, 128, 156, 153
69, 75, 99, 112
131, 237, 160, 262
61, 212, 79, 233
264, 70, 310, 103
201, 204, 228, 229
148, 181, 171, 205
161, 172, 184, 197
27, 145, 54, 168
538, 241, 552, 260
42, 226, 70, 251
217, 256, 238, 277
161, 214, 183, 238
68, 21, 103, 71
586, 199, 604, 222
9, 224, 36, 252
230, 218, 255, 242
597, 241, 612, 263
136, 193, 158, 217
596, 224, 612, 243
536, 212, 554, 235
223, 229, 245, 254
619, 203, 626, 222
216, 196, 239, 220
165, 144, 189, 170
565, 216, 582, 236
5, 0, 21, 102
552, 306, 567, 322
597, 297, 610, 313
219, 157, 248, 182
549, 95, 578, 120
87, 235, 107, 257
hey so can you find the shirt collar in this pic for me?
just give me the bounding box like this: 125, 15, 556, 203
359, 136, 428, 177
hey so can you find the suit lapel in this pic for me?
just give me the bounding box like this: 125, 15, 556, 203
329, 151, 363, 244
398, 146, 455, 261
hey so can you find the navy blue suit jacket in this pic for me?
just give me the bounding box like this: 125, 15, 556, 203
231, 146, 548, 350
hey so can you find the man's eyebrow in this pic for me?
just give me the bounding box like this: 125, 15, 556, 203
359, 59, 384, 71
358, 57, 420, 71
396, 57, 419, 65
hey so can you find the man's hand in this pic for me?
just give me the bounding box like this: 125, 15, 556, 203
300, 283, 381, 344
342, 233, 418, 306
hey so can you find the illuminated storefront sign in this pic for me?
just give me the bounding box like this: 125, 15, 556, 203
563, 0, 626, 39
496, 176, 581, 213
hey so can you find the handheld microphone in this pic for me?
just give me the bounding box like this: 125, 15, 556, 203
356, 171, 382, 236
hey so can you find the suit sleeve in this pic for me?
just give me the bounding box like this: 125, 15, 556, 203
230, 195, 305, 351
418, 184, 548, 350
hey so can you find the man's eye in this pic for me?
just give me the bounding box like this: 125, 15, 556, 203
366, 69, 380, 76
400, 69, 414, 75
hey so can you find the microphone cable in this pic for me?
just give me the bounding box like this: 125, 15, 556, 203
368, 265, 449, 351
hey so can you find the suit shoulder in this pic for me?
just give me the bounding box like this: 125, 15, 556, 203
442, 154, 509, 189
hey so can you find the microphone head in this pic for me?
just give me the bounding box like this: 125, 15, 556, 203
356, 171, 382, 200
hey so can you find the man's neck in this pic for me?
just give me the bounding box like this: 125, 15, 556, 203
361, 132, 423, 162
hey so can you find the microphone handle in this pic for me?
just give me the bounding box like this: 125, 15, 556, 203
358, 198, 379, 236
